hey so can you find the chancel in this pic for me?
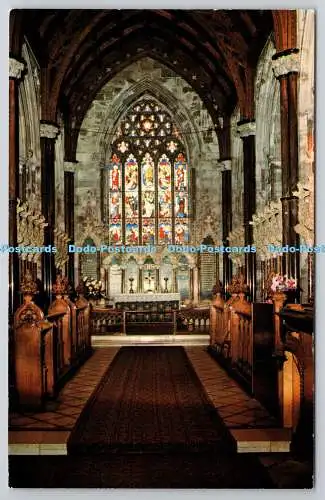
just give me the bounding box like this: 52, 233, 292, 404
8, 9, 315, 489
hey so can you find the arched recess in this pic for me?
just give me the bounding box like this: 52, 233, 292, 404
255, 36, 281, 212
76, 57, 221, 249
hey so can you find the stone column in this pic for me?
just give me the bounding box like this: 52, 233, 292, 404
64, 161, 77, 287
172, 267, 178, 293
189, 266, 194, 302
138, 267, 143, 293
106, 265, 110, 298
219, 159, 232, 294
272, 49, 300, 281
9, 57, 25, 321
156, 268, 160, 292
237, 120, 256, 301
40, 121, 60, 307
193, 266, 199, 305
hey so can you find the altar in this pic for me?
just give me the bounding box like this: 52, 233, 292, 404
112, 293, 180, 334
113, 293, 180, 307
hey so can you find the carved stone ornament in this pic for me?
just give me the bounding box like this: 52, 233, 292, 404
9, 58, 25, 79
20, 270, 38, 296
64, 161, 78, 173
293, 177, 314, 246
237, 121, 256, 138
52, 274, 69, 296
54, 228, 70, 270
272, 51, 300, 78
40, 122, 60, 139
227, 225, 245, 267
250, 199, 282, 260
218, 159, 232, 171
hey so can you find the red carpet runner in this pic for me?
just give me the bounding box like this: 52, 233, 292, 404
68, 346, 230, 454
10, 347, 274, 487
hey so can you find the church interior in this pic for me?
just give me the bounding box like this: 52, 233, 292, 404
8, 9, 315, 488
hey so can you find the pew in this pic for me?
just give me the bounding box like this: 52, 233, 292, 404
13, 273, 92, 409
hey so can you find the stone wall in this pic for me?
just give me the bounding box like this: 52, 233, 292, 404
75, 57, 221, 248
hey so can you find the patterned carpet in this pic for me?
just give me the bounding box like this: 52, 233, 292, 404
68, 346, 231, 454
10, 347, 274, 488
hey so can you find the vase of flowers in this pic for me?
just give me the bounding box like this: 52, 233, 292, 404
268, 273, 299, 305
83, 276, 105, 303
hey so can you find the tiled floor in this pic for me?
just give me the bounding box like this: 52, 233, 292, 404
10, 345, 286, 455
9, 347, 119, 454
185, 347, 279, 428
9, 345, 313, 487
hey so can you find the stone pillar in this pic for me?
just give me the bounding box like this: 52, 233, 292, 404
9, 57, 25, 321
237, 120, 256, 301
64, 161, 77, 287
272, 49, 300, 281
172, 267, 178, 293
189, 266, 194, 302
138, 268, 143, 293
193, 266, 199, 305
106, 265, 110, 298
121, 268, 125, 293
219, 159, 232, 294
40, 121, 60, 307
156, 268, 160, 292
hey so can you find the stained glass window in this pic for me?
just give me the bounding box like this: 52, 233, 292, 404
107, 98, 190, 245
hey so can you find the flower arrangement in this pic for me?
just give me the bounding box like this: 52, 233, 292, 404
83, 276, 104, 299
269, 273, 297, 293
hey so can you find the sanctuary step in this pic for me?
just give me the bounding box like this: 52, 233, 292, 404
230, 429, 292, 453
91, 334, 210, 347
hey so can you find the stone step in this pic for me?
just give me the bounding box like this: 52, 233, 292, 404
91, 334, 209, 347
230, 428, 292, 453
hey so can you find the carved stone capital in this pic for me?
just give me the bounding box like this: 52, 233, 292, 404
64, 161, 78, 173
237, 121, 256, 138
272, 50, 300, 78
40, 122, 60, 139
9, 58, 25, 79
218, 159, 232, 172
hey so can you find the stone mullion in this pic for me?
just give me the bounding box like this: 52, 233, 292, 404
122, 160, 126, 245
40, 121, 59, 308
171, 156, 175, 244
138, 160, 141, 245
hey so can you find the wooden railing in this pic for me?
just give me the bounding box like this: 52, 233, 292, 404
90, 305, 210, 335
177, 308, 209, 333
91, 307, 124, 334
13, 277, 92, 409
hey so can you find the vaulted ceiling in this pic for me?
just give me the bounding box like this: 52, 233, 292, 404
13, 9, 274, 131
